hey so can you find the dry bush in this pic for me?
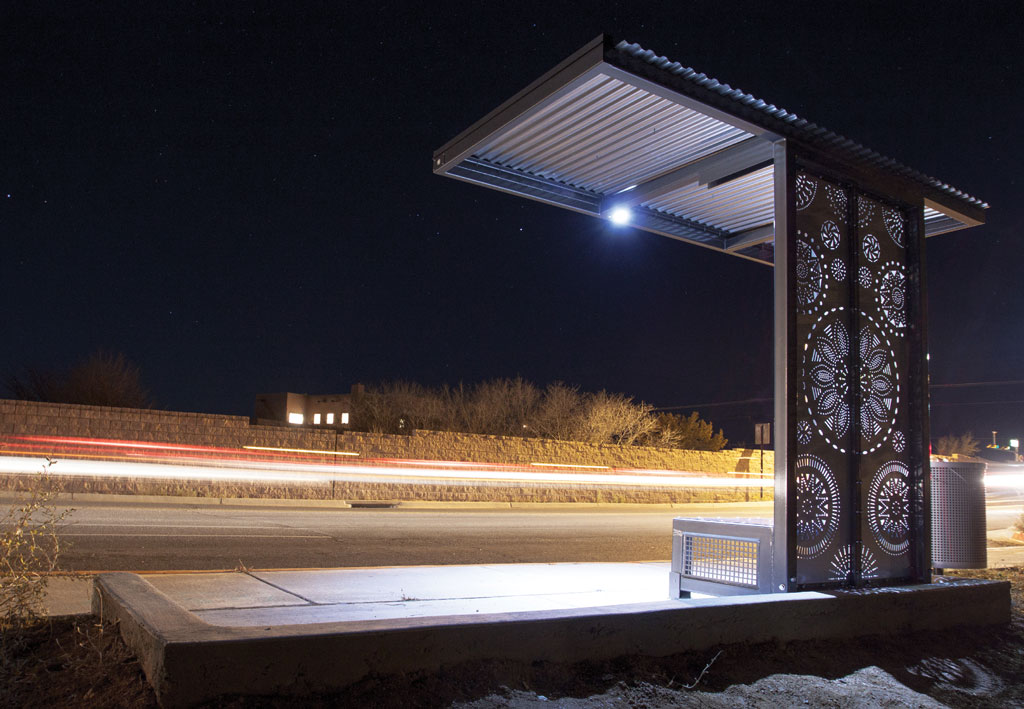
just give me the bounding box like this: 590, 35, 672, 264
934, 432, 981, 457
1, 459, 72, 664
349, 379, 725, 450
643, 412, 729, 452
578, 390, 659, 446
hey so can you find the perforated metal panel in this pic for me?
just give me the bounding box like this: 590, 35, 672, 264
671, 518, 772, 596
683, 534, 759, 587
931, 461, 987, 569
787, 165, 929, 589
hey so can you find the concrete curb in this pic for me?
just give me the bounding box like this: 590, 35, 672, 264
94, 572, 1011, 707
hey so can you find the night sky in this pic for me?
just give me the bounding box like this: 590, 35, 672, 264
2, 2, 1021, 445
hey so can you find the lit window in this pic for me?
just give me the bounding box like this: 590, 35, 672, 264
326, 413, 335, 424
313, 413, 322, 425
341, 412, 349, 425
288, 412, 304, 425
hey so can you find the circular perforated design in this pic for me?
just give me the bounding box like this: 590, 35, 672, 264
801, 308, 899, 454
821, 220, 841, 250
796, 173, 817, 210
796, 238, 825, 312
867, 461, 911, 555
795, 454, 840, 559
862, 233, 881, 263
824, 183, 847, 218
876, 262, 907, 336
883, 206, 906, 247
828, 544, 879, 582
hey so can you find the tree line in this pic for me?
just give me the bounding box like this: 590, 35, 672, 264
4, 353, 729, 451
350, 379, 728, 451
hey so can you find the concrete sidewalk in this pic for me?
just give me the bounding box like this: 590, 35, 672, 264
140, 562, 672, 626
90, 562, 1011, 707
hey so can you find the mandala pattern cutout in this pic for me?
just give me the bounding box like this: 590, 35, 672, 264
797, 419, 813, 445
867, 461, 911, 555
796, 173, 818, 211
892, 431, 906, 453
796, 238, 824, 312
831, 258, 846, 281
795, 454, 841, 558
802, 309, 899, 454
858, 266, 873, 289
883, 207, 906, 247
821, 220, 841, 250
862, 233, 881, 263
876, 262, 907, 336
824, 183, 847, 217
857, 314, 899, 453
828, 544, 879, 582
803, 308, 852, 451
857, 195, 877, 229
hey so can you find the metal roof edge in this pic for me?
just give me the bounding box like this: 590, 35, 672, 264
433, 35, 607, 171
603, 36, 989, 221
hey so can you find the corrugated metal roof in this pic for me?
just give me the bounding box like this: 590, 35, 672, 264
610, 40, 988, 211
435, 35, 987, 265
474, 73, 753, 195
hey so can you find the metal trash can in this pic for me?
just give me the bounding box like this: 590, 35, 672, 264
930, 460, 987, 569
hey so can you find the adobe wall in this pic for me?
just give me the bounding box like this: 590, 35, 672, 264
0, 399, 773, 475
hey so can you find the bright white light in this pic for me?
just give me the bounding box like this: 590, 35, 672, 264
0, 453, 774, 489
313, 413, 322, 425
608, 206, 632, 225
326, 413, 335, 425
1012, 439, 1020, 448
288, 412, 304, 425
341, 412, 349, 424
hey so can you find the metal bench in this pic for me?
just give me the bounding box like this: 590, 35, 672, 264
670, 518, 773, 597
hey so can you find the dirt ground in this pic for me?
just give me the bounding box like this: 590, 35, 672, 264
2, 567, 1022, 708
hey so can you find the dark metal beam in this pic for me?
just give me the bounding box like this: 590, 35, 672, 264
600, 137, 774, 214
725, 223, 774, 252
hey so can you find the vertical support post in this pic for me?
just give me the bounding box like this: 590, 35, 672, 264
772, 139, 795, 592
907, 202, 932, 581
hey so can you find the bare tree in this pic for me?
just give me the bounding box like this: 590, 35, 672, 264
531, 382, 584, 441
6, 351, 152, 409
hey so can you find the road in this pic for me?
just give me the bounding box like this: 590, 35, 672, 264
53, 500, 772, 572
4, 459, 1021, 572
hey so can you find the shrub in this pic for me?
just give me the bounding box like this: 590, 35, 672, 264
643, 412, 729, 452
934, 432, 981, 457
1, 460, 71, 663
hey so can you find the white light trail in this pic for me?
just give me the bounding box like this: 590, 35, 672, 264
0, 454, 767, 488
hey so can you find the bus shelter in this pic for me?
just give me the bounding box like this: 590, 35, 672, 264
433, 35, 987, 592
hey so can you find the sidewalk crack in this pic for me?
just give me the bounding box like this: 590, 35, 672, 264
242, 571, 318, 604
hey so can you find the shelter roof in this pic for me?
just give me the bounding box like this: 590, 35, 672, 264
434, 35, 987, 265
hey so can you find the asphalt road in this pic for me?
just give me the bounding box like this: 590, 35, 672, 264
53, 501, 772, 572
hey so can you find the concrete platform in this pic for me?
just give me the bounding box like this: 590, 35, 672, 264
92, 562, 1012, 707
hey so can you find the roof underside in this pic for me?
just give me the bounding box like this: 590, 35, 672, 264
434, 35, 987, 266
